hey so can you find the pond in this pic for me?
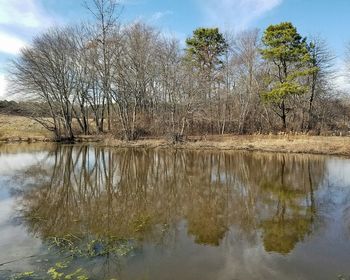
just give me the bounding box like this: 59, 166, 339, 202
1, 143, 350, 280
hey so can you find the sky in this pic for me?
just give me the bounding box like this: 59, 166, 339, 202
0, 0, 350, 98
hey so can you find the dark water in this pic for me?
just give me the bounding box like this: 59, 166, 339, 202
1, 143, 350, 280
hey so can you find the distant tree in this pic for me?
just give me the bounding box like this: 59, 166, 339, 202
306, 37, 335, 130
231, 29, 264, 134
185, 28, 228, 133
111, 23, 159, 140
261, 22, 316, 130
186, 28, 228, 71
84, 0, 121, 132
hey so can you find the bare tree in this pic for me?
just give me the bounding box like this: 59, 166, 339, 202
306, 37, 335, 131
85, 0, 121, 132
110, 23, 158, 140
231, 29, 263, 134
10, 27, 82, 140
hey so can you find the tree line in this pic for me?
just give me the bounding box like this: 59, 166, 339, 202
9, 0, 350, 141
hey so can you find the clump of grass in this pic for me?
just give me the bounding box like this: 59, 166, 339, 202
47, 261, 88, 280
10, 271, 38, 280
10, 260, 89, 280
47, 234, 136, 258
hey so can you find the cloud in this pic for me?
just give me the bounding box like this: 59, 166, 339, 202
0, 32, 27, 55
334, 60, 350, 93
0, 74, 8, 99
129, 10, 174, 25
0, 0, 58, 67
0, 0, 54, 28
199, 0, 282, 31
0, 0, 61, 57
150, 10, 173, 23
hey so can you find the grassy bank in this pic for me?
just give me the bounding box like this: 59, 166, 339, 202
0, 114, 53, 142
1, 114, 350, 157
102, 135, 350, 157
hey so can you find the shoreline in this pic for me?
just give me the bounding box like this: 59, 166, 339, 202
2, 134, 350, 157
2, 114, 350, 157
98, 135, 350, 157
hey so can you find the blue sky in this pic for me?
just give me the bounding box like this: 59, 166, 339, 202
1, 0, 350, 98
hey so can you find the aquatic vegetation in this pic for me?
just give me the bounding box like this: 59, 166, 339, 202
47, 235, 136, 259
10, 271, 38, 280
47, 261, 88, 280
133, 214, 152, 234
10, 261, 89, 280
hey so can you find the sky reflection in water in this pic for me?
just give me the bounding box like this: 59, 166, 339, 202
0, 143, 350, 279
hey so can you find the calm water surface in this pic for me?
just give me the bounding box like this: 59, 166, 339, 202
1, 143, 350, 279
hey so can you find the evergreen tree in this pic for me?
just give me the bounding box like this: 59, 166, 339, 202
261, 22, 316, 130
186, 27, 228, 71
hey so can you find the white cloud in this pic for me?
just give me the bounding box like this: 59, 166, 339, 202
0, 74, 8, 99
199, 0, 282, 31
150, 10, 173, 23
0, 31, 27, 55
0, 0, 62, 57
334, 74, 349, 93
129, 10, 174, 25
334, 65, 350, 93
0, 0, 53, 28
0, 0, 58, 62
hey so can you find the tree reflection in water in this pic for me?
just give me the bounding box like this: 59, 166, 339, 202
12, 145, 326, 276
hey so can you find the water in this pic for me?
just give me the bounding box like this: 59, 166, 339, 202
1, 143, 350, 280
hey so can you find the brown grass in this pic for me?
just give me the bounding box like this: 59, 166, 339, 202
0, 114, 53, 142
102, 134, 350, 157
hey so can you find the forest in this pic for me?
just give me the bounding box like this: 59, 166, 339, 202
8, 0, 350, 141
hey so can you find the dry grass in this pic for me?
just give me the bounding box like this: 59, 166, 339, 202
102, 134, 350, 157
0, 114, 53, 142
